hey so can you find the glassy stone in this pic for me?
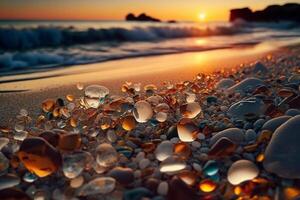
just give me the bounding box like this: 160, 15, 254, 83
0, 174, 20, 190
159, 156, 186, 173
23, 172, 37, 183
78, 177, 116, 196
177, 170, 197, 186
156, 112, 168, 122
17, 137, 62, 177
0, 137, 9, 150
174, 142, 191, 159
133, 100, 153, 123
42, 99, 55, 112
177, 119, 199, 142
70, 176, 84, 188
122, 115, 136, 131
203, 160, 219, 176
13, 130, 28, 141
155, 141, 173, 161
198, 179, 217, 193
58, 133, 81, 151
227, 160, 259, 185
62, 152, 88, 178
0, 152, 9, 175
96, 143, 118, 167
85, 85, 109, 99
180, 102, 201, 119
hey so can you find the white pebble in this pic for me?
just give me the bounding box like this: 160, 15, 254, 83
157, 181, 169, 195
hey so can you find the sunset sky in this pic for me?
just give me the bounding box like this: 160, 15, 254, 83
0, 0, 298, 21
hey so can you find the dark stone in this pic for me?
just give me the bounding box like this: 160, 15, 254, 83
125, 13, 161, 22
167, 177, 199, 200
0, 188, 32, 200
230, 3, 300, 22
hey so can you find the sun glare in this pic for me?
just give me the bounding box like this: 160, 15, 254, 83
198, 12, 206, 21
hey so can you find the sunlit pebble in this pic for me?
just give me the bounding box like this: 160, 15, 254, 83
155, 103, 170, 113
133, 100, 153, 123
186, 92, 196, 103
41, 99, 55, 112
122, 115, 136, 131
19, 109, 28, 117
159, 156, 186, 173
227, 160, 259, 185
155, 141, 174, 161
23, 172, 38, 183
78, 177, 116, 196
96, 143, 118, 167
199, 179, 217, 193
192, 163, 202, 172
85, 85, 109, 99
13, 130, 28, 141
76, 83, 84, 90
62, 153, 86, 179
180, 102, 201, 118
70, 176, 84, 188
0, 137, 9, 150
178, 170, 197, 186
177, 119, 199, 142
66, 94, 75, 102
133, 83, 141, 92
156, 112, 168, 122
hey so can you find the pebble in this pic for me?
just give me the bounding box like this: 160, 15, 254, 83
155, 141, 173, 161
0, 137, 9, 150
0, 174, 21, 190
227, 160, 259, 185
210, 128, 244, 146
96, 143, 118, 167
245, 129, 257, 142
180, 102, 202, 118
159, 156, 186, 173
108, 167, 134, 185
139, 158, 151, 169
157, 181, 168, 195
177, 119, 199, 142
133, 100, 153, 123
261, 115, 291, 132
215, 78, 235, 90
228, 77, 264, 94
264, 115, 300, 178
78, 177, 116, 196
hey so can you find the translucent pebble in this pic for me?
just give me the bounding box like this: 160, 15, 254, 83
227, 160, 259, 185
198, 179, 217, 193
23, 172, 38, 183
19, 109, 28, 116
84, 97, 100, 108
62, 153, 86, 178
0, 137, 9, 150
70, 176, 84, 188
78, 177, 116, 196
107, 130, 117, 143
122, 116, 136, 131
157, 181, 169, 195
41, 99, 55, 112
186, 92, 196, 103
139, 158, 150, 169
178, 170, 196, 186
155, 141, 174, 161
14, 122, 25, 132
203, 160, 219, 176
58, 133, 81, 151
133, 100, 153, 123
0, 152, 9, 174
177, 119, 199, 142
13, 131, 28, 141
156, 112, 168, 122
85, 85, 109, 99
96, 143, 118, 167
180, 102, 201, 118
0, 174, 21, 190
76, 83, 84, 90
159, 156, 186, 173
66, 94, 74, 102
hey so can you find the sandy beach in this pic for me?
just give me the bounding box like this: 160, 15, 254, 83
0, 42, 293, 125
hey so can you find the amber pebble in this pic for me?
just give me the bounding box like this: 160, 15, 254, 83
18, 137, 62, 177
122, 116, 136, 131
283, 187, 300, 200
199, 179, 217, 193
257, 130, 272, 144
178, 170, 197, 186
256, 153, 265, 162
41, 99, 55, 112
0, 188, 32, 200
174, 142, 191, 159
58, 133, 81, 151
39, 131, 59, 147
66, 94, 75, 102
141, 142, 156, 153
70, 117, 78, 128
208, 137, 237, 157
52, 107, 61, 117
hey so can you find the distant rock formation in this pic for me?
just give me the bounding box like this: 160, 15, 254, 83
125, 13, 161, 22
230, 3, 300, 22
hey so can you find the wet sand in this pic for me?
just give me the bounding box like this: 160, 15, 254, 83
0, 42, 294, 125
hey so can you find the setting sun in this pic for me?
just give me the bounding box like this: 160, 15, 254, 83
198, 12, 206, 21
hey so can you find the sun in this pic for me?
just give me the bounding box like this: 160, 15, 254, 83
198, 12, 206, 21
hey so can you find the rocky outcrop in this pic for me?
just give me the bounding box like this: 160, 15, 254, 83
230, 3, 300, 22
125, 13, 161, 22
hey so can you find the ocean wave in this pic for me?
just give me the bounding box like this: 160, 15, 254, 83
0, 24, 249, 50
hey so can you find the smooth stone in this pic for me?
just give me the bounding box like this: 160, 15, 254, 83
0, 137, 9, 150
159, 156, 186, 173
228, 77, 264, 94
58, 133, 81, 151
227, 97, 266, 120
62, 152, 88, 179
0, 152, 9, 175
157, 181, 168, 196
210, 128, 244, 146
0, 174, 20, 190
85, 85, 109, 98
261, 116, 292, 132
124, 187, 153, 200
177, 119, 199, 142
263, 115, 300, 178
208, 137, 237, 157
180, 102, 201, 118
96, 143, 118, 167
133, 100, 153, 123
17, 137, 62, 177
227, 160, 259, 185
285, 109, 300, 116
167, 177, 199, 200
0, 188, 31, 200
215, 78, 235, 90
155, 141, 173, 161
139, 158, 150, 169
245, 129, 256, 142
108, 167, 134, 185
253, 62, 268, 74
78, 177, 116, 196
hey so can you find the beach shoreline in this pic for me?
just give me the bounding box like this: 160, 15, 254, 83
0, 43, 299, 125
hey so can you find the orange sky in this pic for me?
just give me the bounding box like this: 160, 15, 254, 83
0, 0, 297, 21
